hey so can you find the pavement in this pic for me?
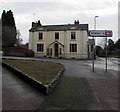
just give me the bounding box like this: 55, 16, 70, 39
1, 56, 119, 111
2, 65, 45, 110
0, 61, 2, 112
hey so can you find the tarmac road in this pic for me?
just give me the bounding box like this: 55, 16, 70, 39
2, 56, 119, 110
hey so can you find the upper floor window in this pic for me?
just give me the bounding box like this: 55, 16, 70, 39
39, 33, 43, 40
71, 32, 76, 40
55, 32, 59, 40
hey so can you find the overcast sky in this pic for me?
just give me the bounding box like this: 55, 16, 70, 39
0, 0, 119, 45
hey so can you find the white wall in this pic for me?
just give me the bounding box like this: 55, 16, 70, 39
29, 30, 88, 59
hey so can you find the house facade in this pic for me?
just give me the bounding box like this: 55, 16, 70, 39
29, 20, 89, 59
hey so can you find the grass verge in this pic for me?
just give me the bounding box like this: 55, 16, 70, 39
109, 56, 120, 58
2, 59, 64, 85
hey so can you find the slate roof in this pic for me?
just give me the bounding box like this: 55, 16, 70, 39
29, 24, 88, 32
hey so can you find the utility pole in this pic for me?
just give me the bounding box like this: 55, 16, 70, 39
105, 37, 108, 72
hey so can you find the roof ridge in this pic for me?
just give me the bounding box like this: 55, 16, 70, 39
29, 24, 88, 32
42, 24, 87, 27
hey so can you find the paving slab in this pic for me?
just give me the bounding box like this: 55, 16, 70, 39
88, 78, 118, 110
2, 67, 45, 110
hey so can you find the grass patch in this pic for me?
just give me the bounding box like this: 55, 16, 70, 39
2, 59, 63, 85
109, 56, 120, 58
39, 76, 96, 110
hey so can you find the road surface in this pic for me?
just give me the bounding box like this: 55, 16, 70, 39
2, 56, 119, 110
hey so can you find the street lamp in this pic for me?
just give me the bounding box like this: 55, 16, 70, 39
94, 16, 99, 45
92, 16, 98, 72
94, 16, 99, 30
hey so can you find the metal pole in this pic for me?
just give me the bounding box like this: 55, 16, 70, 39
106, 37, 107, 72
92, 16, 98, 72
94, 16, 98, 30
94, 17, 96, 30
92, 37, 94, 72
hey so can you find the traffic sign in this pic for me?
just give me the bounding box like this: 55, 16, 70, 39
89, 30, 113, 37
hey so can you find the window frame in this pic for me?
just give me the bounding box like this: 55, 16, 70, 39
37, 44, 44, 52
38, 32, 43, 40
71, 32, 76, 40
55, 32, 59, 40
70, 44, 77, 52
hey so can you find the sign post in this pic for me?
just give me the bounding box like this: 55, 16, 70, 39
89, 30, 113, 72
106, 37, 107, 72
92, 37, 95, 72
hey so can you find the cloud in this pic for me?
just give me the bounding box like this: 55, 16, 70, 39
118, 1, 120, 38
0, 0, 119, 44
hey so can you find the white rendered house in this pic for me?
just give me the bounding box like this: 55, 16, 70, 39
29, 20, 89, 59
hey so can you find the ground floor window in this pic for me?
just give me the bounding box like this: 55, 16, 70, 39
50, 48, 52, 56
47, 48, 52, 56
47, 48, 49, 55
59, 48, 62, 55
37, 44, 44, 52
70, 44, 77, 52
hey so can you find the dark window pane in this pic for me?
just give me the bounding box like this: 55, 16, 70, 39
39, 33, 43, 40
55, 32, 59, 40
71, 32, 76, 40
37, 44, 44, 52
70, 44, 77, 52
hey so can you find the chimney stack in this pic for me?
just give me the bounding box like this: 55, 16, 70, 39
32, 20, 42, 27
38, 20, 42, 26
74, 19, 79, 25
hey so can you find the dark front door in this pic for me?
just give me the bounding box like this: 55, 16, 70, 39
54, 43, 58, 57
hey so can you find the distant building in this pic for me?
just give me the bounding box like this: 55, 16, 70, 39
29, 20, 89, 59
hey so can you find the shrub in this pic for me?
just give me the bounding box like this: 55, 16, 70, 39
3, 47, 34, 57
25, 49, 34, 57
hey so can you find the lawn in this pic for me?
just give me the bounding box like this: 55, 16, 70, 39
2, 59, 64, 85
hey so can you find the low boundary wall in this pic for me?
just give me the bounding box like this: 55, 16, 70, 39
2, 59, 64, 95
